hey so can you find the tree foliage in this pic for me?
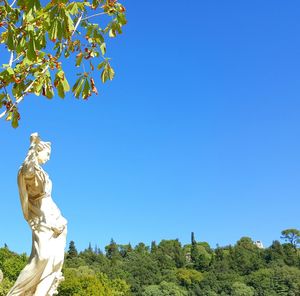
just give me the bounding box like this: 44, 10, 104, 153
0, 0, 127, 127
281, 228, 300, 248
67, 240, 78, 259
1, 229, 300, 295
58, 266, 131, 296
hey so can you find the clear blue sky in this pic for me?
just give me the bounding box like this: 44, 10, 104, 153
1, 0, 300, 254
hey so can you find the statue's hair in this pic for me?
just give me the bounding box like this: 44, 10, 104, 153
30, 132, 51, 152
22, 133, 51, 172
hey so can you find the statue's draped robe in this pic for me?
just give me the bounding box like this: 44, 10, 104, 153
7, 166, 67, 296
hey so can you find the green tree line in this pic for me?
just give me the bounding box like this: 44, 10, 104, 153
1, 229, 300, 295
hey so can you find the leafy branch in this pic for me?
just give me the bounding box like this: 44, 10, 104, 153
0, 0, 127, 127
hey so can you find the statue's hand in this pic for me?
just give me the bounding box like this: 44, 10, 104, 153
50, 216, 67, 237
51, 225, 65, 237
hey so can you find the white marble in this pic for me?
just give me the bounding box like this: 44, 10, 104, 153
7, 133, 67, 296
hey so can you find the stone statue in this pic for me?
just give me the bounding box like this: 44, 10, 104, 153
7, 133, 67, 296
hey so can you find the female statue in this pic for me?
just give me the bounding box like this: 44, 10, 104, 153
7, 133, 67, 296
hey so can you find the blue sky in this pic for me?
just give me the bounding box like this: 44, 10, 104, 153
1, 0, 300, 254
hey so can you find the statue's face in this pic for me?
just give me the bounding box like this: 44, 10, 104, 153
37, 147, 51, 165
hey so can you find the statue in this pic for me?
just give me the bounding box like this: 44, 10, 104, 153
7, 133, 67, 296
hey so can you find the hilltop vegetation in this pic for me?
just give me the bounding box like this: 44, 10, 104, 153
1, 229, 300, 295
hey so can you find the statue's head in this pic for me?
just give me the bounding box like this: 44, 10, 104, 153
30, 132, 51, 165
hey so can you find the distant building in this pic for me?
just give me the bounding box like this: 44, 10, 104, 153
254, 240, 264, 249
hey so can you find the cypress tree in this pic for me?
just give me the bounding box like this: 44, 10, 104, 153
151, 241, 158, 254
67, 240, 78, 259
191, 232, 199, 266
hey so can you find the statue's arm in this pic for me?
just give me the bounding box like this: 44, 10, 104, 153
31, 170, 66, 235
20, 164, 66, 235
18, 171, 29, 221
18, 165, 45, 222
18, 152, 40, 220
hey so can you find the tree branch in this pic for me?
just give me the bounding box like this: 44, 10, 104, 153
0, 12, 86, 120
8, 51, 13, 67
0, 66, 49, 119
12, 53, 24, 64
10, 0, 16, 7
73, 12, 84, 35
81, 12, 106, 21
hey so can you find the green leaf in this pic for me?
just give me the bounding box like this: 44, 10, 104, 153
107, 65, 115, 80
45, 82, 54, 99
109, 29, 116, 38
97, 61, 106, 70
56, 70, 65, 80
0, 93, 5, 108
68, 2, 85, 14
35, 33, 46, 50
6, 67, 14, 75
64, 50, 70, 58
100, 43, 106, 55
72, 77, 80, 92
7, 26, 15, 50
62, 77, 70, 92
34, 78, 44, 95
18, 0, 41, 12
101, 64, 115, 83
57, 19, 63, 40
6, 112, 12, 121
64, 11, 75, 32
49, 19, 58, 41
76, 52, 83, 67
54, 70, 70, 96
57, 82, 65, 98
12, 111, 19, 128
68, 2, 79, 14
82, 78, 91, 99
94, 30, 104, 44
72, 77, 85, 98
117, 13, 127, 26
27, 34, 37, 61
101, 68, 108, 83
17, 36, 26, 52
